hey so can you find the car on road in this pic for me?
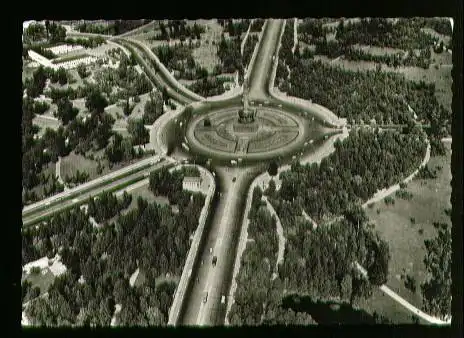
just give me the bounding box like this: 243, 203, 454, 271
203, 291, 208, 303
212, 256, 217, 266
221, 295, 226, 304
232, 177, 236, 182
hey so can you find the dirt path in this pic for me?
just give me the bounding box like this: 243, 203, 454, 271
263, 196, 286, 274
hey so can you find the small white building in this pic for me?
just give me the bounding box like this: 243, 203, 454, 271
182, 176, 203, 192
46, 44, 84, 56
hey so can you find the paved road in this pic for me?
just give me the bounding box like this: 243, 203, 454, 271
248, 19, 284, 101
180, 167, 254, 326
22, 155, 167, 215
115, 38, 204, 103
22, 162, 169, 226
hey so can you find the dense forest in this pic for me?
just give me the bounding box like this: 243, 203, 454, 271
228, 187, 317, 325
275, 45, 450, 155
278, 128, 427, 222
298, 18, 438, 51
22, 170, 206, 326
217, 34, 243, 75
229, 184, 390, 324
156, 20, 205, 41
250, 19, 265, 33
77, 20, 150, 36
242, 35, 259, 70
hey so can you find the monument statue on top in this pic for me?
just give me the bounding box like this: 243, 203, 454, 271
238, 90, 256, 124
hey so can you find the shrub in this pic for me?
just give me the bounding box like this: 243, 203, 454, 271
404, 275, 417, 293
384, 196, 395, 205
410, 217, 416, 225
30, 266, 42, 275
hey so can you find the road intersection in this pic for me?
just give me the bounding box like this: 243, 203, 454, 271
22, 20, 451, 327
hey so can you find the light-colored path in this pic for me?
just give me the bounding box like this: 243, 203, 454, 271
361, 141, 431, 208
354, 262, 451, 325
272, 135, 448, 324
291, 18, 298, 54
263, 196, 286, 276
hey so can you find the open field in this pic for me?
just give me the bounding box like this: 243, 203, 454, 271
363, 142, 451, 318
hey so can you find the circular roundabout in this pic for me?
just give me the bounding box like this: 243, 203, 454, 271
184, 103, 315, 163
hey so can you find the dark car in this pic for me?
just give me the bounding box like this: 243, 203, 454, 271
232, 177, 236, 182
203, 291, 208, 303
212, 256, 217, 266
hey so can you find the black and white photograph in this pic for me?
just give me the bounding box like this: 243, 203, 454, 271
21, 18, 456, 327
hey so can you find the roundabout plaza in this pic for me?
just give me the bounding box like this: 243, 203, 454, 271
181, 92, 332, 164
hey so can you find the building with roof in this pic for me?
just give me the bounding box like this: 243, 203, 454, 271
182, 176, 203, 193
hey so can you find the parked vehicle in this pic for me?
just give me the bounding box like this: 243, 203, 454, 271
203, 291, 208, 303
221, 295, 226, 304
212, 256, 217, 266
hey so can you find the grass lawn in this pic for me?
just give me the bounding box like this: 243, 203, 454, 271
351, 44, 407, 56
356, 288, 428, 324
33, 116, 61, 137
22, 269, 55, 296
130, 92, 151, 119
362, 142, 451, 320
60, 151, 100, 180
191, 19, 223, 74
122, 184, 170, 215
104, 103, 125, 122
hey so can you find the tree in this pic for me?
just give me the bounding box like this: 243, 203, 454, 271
48, 22, 66, 44
143, 91, 164, 124
56, 67, 68, 85
421, 223, 451, 319
123, 98, 132, 117
368, 239, 390, 286
77, 64, 90, 79
267, 160, 278, 176
56, 98, 79, 125
85, 89, 108, 114
127, 118, 149, 146
203, 118, 211, 127
162, 87, 169, 105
